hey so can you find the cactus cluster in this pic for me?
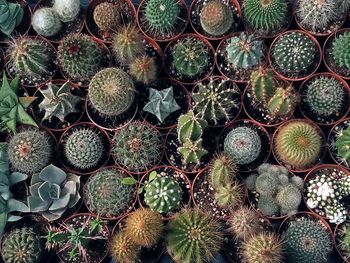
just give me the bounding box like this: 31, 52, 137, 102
129, 55, 158, 84
32, 8, 62, 37
93, 2, 120, 32
0, 0, 23, 35
192, 77, 240, 125
335, 125, 350, 165
331, 31, 350, 70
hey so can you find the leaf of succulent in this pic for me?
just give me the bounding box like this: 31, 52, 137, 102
0, 0, 24, 35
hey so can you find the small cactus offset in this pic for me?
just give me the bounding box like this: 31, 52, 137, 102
178, 138, 208, 164
177, 110, 207, 143
110, 232, 141, 263
226, 32, 265, 69
88, 67, 135, 117
214, 181, 244, 209
0, 0, 23, 35
331, 31, 350, 70
199, 0, 234, 36
336, 125, 350, 165
52, 0, 80, 23
129, 55, 158, 84
93, 2, 120, 31
266, 86, 298, 118
250, 67, 276, 103
192, 77, 240, 125
31, 7, 62, 37
167, 209, 224, 263
209, 153, 238, 188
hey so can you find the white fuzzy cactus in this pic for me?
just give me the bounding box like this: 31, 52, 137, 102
53, 0, 80, 23
31, 7, 62, 37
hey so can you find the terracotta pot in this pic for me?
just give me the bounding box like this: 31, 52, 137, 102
334, 222, 350, 263
85, 0, 136, 43
268, 30, 322, 82
164, 33, 215, 85
137, 0, 188, 42
298, 72, 350, 126
189, 0, 241, 41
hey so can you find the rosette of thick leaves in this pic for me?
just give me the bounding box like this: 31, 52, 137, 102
0, 0, 24, 35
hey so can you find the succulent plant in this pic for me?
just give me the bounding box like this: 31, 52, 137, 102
282, 218, 332, 263
223, 126, 261, 165
172, 36, 209, 77
31, 7, 62, 37
266, 86, 298, 118
336, 125, 350, 165
8, 129, 53, 174
64, 127, 104, 170
129, 55, 157, 84
0, 74, 37, 134
192, 77, 240, 125
305, 75, 345, 116
338, 224, 350, 260
241, 232, 284, 263
27, 164, 81, 221
226, 32, 265, 69
85, 168, 135, 217
331, 31, 350, 70
257, 195, 279, 216
52, 0, 80, 23
110, 231, 141, 263
2, 227, 44, 263
57, 34, 104, 81
112, 121, 162, 171
93, 2, 120, 31
199, 0, 234, 36
38, 81, 82, 122
243, 0, 289, 36
209, 153, 238, 189
255, 172, 280, 196
88, 67, 135, 117
143, 86, 181, 123
167, 209, 224, 263
276, 183, 302, 214
177, 110, 207, 143
214, 181, 244, 209
124, 208, 163, 248
178, 138, 208, 164
0, 0, 23, 35
274, 120, 322, 170
250, 67, 276, 103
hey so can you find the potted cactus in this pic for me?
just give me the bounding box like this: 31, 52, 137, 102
328, 118, 350, 169
334, 221, 350, 263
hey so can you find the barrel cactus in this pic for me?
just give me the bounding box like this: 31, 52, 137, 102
110, 232, 141, 263
88, 67, 135, 117
0, 0, 23, 35
31, 7, 62, 37
276, 183, 302, 214
177, 110, 207, 143
266, 86, 298, 118
331, 31, 350, 70
129, 55, 158, 84
93, 2, 120, 31
250, 67, 276, 103
335, 125, 350, 164
52, 0, 80, 23
179, 138, 208, 164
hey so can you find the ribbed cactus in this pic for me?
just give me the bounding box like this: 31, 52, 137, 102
250, 67, 276, 103
338, 225, 350, 260
199, 0, 234, 36
93, 2, 120, 31
2, 227, 44, 263
266, 86, 297, 118
335, 125, 350, 164
226, 32, 265, 69
0, 0, 23, 35
129, 55, 157, 84
52, 0, 80, 23
57, 34, 104, 81
209, 153, 238, 188
177, 110, 207, 143
167, 209, 224, 263
331, 31, 350, 70
224, 126, 261, 165
85, 168, 135, 217
214, 181, 244, 209
274, 120, 322, 169
172, 36, 209, 77
178, 138, 208, 164
305, 75, 345, 116
31, 7, 62, 37
110, 232, 141, 263
192, 77, 240, 125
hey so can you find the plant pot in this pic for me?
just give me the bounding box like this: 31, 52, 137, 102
137, 0, 188, 42
334, 221, 350, 263
85, 0, 136, 43
164, 33, 215, 85
33, 0, 85, 44
269, 30, 322, 82
299, 72, 350, 126
189, 0, 241, 41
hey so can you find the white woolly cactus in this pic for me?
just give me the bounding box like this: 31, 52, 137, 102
53, 0, 80, 23
31, 7, 62, 37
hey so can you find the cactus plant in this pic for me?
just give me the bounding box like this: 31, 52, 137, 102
192, 77, 240, 125
338, 224, 350, 260
274, 120, 322, 169
255, 172, 280, 196
209, 153, 238, 189
110, 231, 141, 263
85, 168, 135, 217
88, 67, 135, 117
112, 121, 162, 171
57, 34, 104, 81
250, 67, 276, 103
2, 227, 44, 263
282, 218, 332, 263
31, 7, 62, 37
53, 0, 80, 23
8, 129, 53, 174
257, 195, 279, 216
331, 31, 350, 70
266, 86, 297, 118
224, 126, 261, 165
0, 0, 23, 35
336, 125, 350, 165
167, 209, 224, 263
199, 0, 234, 36
276, 183, 302, 214
124, 208, 163, 248
93, 2, 120, 31
178, 138, 208, 164
214, 181, 244, 209
129, 55, 158, 84
226, 32, 265, 69
177, 110, 207, 143
38, 81, 82, 122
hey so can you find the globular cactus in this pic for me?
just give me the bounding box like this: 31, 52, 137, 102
129, 55, 157, 84
64, 127, 104, 170
88, 67, 135, 117
124, 208, 164, 248
57, 33, 104, 81
214, 181, 244, 209
305, 75, 345, 116
8, 129, 53, 174
255, 172, 280, 196
226, 32, 265, 69
266, 86, 298, 118
192, 77, 240, 125
250, 67, 276, 103
336, 125, 350, 164
31, 7, 62, 37
9, 37, 54, 78
177, 110, 207, 143
85, 168, 135, 217
112, 121, 162, 171
338, 225, 350, 260
257, 195, 279, 216
282, 219, 332, 263
93, 2, 120, 31
144, 174, 182, 214
209, 153, 238, 189
2, 227, 44, 263
0, 0, 23, 35
275, 183, 302, 214
178, 138, 208, 164
110, 232, 141, 263
245, 173, 258, 191
199, 0, 234, 36
172, 36, 209, 77
241, 232, 284, 263
167, 209, 224, 263
52, 0, 80, 23
243, 0, 289, 36
331, 31, 350, 70
274, 120, 322, 170
223, 126, 262, 165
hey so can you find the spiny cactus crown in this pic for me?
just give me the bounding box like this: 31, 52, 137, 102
266, 85, 298, 118
32, 7, 62, 37
331, 31, 350, 70
93, 2, 120, 32
250, 67, 276, 103
178, 137, 208, 164
214, 181, 244, 209
52, 0, 80, 23
209, 153, 238, 189
129, 55, 158, 85
110, 232, 141, 263
0, 0, 23, 35
336, 125, 350, 165
339, 225, 350, 259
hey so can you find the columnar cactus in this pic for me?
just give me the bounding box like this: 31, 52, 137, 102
110, 232, 141, 263
209, 153, 238, 188
331, 31, 350, 70
31, 7, 62, 37
167, 209, 224, 263
266, 86, 297, 118
226, 32, 265, 69
214, 181, 244, 209
52, 0, 80, 23
250, 67, 276, 103
93, 2, 120, 31
129, 55, 158, 84
177, 110, 207, 143
192, 78, 240, 125
336, 125, 350, 164
0, 0, 23, 35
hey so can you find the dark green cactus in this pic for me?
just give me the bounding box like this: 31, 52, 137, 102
335, 125, 350, 164
0, 0, 23, 35
177, 110, 207, 143
331, 31, 350, 70
250, 67, 276, 103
